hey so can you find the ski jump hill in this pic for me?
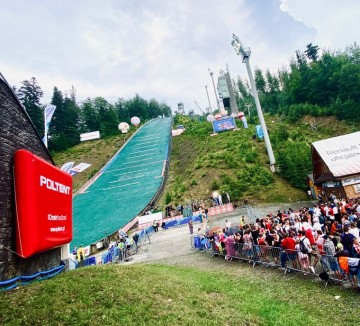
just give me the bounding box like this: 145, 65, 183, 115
71, 117, 172, 249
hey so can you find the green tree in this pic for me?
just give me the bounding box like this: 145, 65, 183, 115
17, 77, 44, 135
81, 98, 100, 132
254, 68, 266, 93
148, 98, 162, 118
49, 87, 81, 151
305, 43, 319, 62
126, 94, 149, 120
94, 97, 119, 137
115, 98, 129, 123
276, 142, 311, 190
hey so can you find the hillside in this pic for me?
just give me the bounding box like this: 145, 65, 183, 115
158, 114, 356, 207
52, 114, 357, 207
1, 255, 359, 325
52, 130, 135, 193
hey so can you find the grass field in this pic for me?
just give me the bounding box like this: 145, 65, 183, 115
2, 115, 360, 325
1, 253, 359, 326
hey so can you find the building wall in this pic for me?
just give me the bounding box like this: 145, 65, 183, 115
344, 183, 360, 199
344, 185, 357, 198
0, 75, 61, 281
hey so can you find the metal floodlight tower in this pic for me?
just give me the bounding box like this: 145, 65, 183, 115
208, 67, 220, 111
231, 34, 276, 172
205, 85, 212, 113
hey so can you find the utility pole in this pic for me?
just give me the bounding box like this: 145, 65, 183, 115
205, 85, 212, 113
208, 68, 220, 112
231, 34, 276, 172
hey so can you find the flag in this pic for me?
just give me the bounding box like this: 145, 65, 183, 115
61, 162, 75, 173
44, 104, 56, 134
69, 163, 91, 176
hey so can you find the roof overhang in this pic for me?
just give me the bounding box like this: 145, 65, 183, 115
312, 131, 360, 178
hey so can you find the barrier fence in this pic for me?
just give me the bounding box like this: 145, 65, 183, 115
0, 264, 65, 292
70, 214, 203, 270
191, 235, 360, 290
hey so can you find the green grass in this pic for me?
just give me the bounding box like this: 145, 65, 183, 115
49, 114, 357, 206
1, 257, 359, 325
159, 114, 357, 207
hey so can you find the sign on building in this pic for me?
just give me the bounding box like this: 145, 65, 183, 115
14, 150, 73, 258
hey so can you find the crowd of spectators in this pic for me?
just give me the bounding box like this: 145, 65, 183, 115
202, 196, 360, 291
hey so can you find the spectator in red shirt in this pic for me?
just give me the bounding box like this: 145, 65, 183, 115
281, 233, 298, 269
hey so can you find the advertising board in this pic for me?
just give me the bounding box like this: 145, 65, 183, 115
212, 117, 236, 133
14, 150, 73, 258
80, 131, 100, 141
312, 131, 360, 177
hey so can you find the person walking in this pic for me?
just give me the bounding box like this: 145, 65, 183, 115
153, 220, 159, 232
188, 219, 194, 235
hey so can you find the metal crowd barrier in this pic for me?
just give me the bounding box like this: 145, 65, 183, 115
190, 236, 359, 289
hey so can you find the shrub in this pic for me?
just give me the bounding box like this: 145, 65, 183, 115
190, 179, 198, 186
165, 192, 172, 205
210, 180, 219, 191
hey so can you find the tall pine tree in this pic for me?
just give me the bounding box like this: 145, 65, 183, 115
17, 77, 44, 135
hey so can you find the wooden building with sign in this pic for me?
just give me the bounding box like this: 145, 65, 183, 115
311, 131, 360, 200
0, 73, 63, 282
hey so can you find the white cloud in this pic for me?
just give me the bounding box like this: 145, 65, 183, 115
0, 0, 358, 112
280, 0, 360, 50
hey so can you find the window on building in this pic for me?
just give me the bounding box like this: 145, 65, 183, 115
354, 184, 360, 193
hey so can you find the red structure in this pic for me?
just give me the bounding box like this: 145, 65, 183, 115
14, 150, 73, 258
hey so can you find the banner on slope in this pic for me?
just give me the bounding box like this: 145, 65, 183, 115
69, 163, 91, 176
212, 117, 236, 133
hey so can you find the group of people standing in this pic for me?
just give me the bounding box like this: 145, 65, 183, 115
200, 196, 360, 290
211, 192, 230, 206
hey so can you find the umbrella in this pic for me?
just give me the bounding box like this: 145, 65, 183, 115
225, 226, 240, 236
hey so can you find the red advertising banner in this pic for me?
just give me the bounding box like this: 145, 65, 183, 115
14, 150, 73, 258
208, 203, 234, 217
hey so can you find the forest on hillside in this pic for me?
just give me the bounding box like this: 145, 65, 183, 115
234, 42, 360, 123
14, 81, 171, 152
14, 42, 360, 155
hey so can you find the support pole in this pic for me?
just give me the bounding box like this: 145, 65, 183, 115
244, 57, 276, 172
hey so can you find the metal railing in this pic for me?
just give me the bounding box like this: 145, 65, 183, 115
190, 236, 360, 290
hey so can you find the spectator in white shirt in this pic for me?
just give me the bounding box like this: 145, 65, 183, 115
349, 222, 360, 240
312, 217, 323, 232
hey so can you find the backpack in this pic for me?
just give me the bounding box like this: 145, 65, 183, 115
299, 238, 310, 254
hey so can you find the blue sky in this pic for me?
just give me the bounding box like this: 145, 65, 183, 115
1, 0, 359, 113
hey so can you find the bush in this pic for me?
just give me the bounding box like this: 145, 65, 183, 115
190, 179, 198, 186
165, 192, 172, 205
276, 142, 311, 190
210, 180, 219, 191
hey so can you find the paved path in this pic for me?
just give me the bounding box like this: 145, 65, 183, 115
124, 201, 316, 265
